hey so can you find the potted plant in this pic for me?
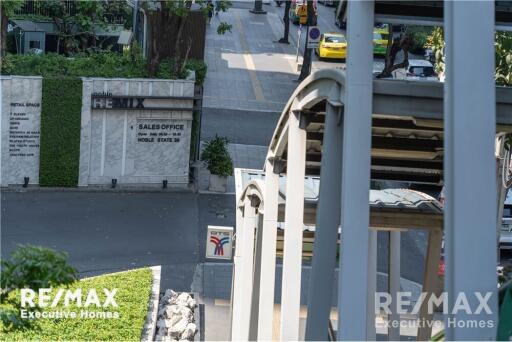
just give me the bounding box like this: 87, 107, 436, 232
201, 136, 233, 192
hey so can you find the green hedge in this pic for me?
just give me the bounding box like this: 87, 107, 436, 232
39, 78, 83, 187
1, 52, 207, 85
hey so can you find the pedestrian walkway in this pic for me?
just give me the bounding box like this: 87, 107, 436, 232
201, 297, 444, 340
203, 8, 298, 112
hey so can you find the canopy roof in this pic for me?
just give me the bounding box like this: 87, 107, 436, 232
265, 69, 512, 186
236, 168, 443, 230
336, 1, 512, 28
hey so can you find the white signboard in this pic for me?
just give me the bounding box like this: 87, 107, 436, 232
206, 225, 233, 260
1, 76, 42, 186
307, 26, 321, 49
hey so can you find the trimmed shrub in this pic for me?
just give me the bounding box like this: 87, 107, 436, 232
39, 77, 82, 186
1, 52, 207, 85
201, 135, 233, 177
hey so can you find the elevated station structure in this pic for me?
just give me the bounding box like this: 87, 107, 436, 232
230, 1, 512, 340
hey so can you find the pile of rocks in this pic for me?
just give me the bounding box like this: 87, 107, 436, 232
155, 290, 197, 341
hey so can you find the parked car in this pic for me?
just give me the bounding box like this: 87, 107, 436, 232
424, 48, 436, 64
391, 59, 438, 81
373, 28, 389, 56
315, 32, 346, 60
501, 193, 512, 250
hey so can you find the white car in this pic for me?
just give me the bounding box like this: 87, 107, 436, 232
391, 59, 439, 81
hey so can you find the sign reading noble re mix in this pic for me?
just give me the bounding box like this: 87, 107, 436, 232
78, 78, 195, 187
90, 93, 192, 110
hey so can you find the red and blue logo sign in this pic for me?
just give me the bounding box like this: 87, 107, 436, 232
210, 236, 230, 256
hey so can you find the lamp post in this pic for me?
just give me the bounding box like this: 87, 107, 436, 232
250, 0, 267, 14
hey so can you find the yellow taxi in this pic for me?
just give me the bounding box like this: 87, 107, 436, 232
373, 28, 390, 55
315, 32, 347, 60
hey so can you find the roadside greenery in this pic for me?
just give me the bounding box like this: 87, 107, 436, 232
1, 51, 207, 84
0, 245, 78, 330
426, 28, 512, 86
1, 245, 78, 301
0, 267, 152, 341
39, 77, 82, 187
201, 136, 233, 177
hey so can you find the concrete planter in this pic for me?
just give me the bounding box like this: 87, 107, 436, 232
208, 174, 227, 192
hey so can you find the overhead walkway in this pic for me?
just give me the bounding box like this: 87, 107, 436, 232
230, 66, 512, 341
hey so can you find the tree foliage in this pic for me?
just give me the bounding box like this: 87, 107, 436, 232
0, 0, 23, 57
426, 28, 512, 86
143, 0, 232, 76
29, 0, 130, 55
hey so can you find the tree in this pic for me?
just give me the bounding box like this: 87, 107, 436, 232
143, 0, 232, 77
377, 25, 414, 79
426, 27, 512, 86
278, 0, 291, 44
298, 0, 315, 81
0, 0, 23, 57
33, 0, 130, 55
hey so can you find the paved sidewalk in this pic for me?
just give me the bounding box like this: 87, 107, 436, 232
203, 8, 298, 112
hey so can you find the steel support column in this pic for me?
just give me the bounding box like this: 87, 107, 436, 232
249, 213, 265, 340
417, 229, 442, 341
337, 0, 374, 339
388, 231, 401, 341
444, 1, 498, 339
240, 197, 259, 340
230, 203, 246, 340
257, 159, 280, 340
367, 229, 377, 341
305, 103, 343, 341
280, 111, 307, 341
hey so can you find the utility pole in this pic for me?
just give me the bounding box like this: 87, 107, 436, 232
250, 0, 267, 14
278, 1, 291, 44
132, 0, 138, 42
298, 0, 315, 81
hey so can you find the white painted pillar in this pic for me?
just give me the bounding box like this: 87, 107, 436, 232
249, 213, 265, 340
417, 229, 442, 342
257, 159, 280, 340
337, 0, 374, 340
305, 103, 343, 341
388, 231, 401, 341
230, 203, 246, 340
367, 229, 377, 341
237, 197, 258, 340
443, 1, 498, 340
280, 111, 307, 341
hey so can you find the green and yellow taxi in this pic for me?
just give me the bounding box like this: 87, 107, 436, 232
373, 28, 390, 55
315, 32, 347, 60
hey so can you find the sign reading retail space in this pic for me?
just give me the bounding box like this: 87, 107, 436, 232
1, 76, 42, 186
206, 226, 233, 260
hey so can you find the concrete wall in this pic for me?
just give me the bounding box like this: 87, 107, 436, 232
78, 78, 195, 186
0, 76, 42, 186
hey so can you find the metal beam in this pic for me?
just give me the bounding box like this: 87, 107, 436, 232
256, 160, 280, 340
443, 1, 498, 339
305, 103, 343, 340
337, 0, 374, 339
280, 111, 307, 341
